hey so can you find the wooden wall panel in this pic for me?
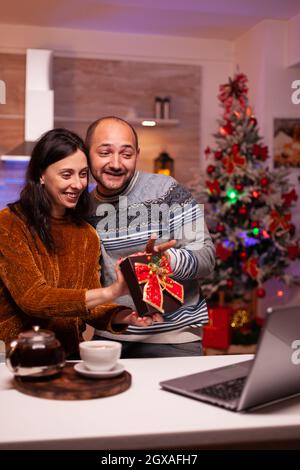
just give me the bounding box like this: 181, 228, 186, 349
53, 57, 201, 184
0, 54, 25, 155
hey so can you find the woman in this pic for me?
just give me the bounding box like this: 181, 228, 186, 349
0, 128, 155, 358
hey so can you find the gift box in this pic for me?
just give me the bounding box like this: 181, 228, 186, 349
120, 254, 184, 316
202, 306, 233, 350
208, 306, 232, 328
202, 325, 231, 350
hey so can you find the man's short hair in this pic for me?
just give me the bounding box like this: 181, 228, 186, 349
85, 116, 139, 150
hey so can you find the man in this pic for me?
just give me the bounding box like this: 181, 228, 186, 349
85, 116, 215, 358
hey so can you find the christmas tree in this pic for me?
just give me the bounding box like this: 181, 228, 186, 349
202, 73, 300, 309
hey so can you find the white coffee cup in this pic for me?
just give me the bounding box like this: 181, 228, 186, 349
79, 341, 122, 371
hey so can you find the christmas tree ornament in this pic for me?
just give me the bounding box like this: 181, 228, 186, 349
256, 287, 266, 298
252, 190, 261, 199
226, 279, 234, 289
260, 177, 269, 187
235, 183, 244, 192
214, 150, 223, 160
206, 164, 215, 175
216, 223, 226, 233
239, 206, 248, 216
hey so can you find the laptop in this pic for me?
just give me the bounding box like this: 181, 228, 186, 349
160, 305, 300, 412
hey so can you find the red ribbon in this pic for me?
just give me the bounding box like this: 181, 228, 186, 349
134, 256, 184, 313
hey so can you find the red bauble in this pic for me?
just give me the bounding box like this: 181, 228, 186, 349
214, 150, 223, 160
226, 279, 234, 289
250, 221, 259, 228
249, 117, 257, 127
260, 177, 269, 187
256, 287, 266, 298
206, 164, 215, 175
239, 251, 247, 260
216, 223, 226, 233
235, 183, 243, 192
239, 206, 248, 215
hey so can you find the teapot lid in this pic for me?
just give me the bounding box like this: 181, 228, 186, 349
18, 326, 55, 344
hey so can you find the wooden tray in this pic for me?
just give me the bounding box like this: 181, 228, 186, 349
14, 363, 131, 400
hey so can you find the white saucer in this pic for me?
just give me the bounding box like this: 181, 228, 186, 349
74, 362, 125, 378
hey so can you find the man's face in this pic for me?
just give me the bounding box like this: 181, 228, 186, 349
89, 120, 139, 196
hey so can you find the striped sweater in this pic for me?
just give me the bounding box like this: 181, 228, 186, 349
89, 171, 215, 343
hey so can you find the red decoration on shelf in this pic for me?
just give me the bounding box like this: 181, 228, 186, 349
239, 251, 247, 260
256, 287, 266, 298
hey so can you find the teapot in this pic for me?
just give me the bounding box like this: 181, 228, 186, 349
6, 326, 65, 378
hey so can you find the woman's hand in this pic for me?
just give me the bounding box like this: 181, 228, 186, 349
113, 308, 164, 327
110, 262, 129, 298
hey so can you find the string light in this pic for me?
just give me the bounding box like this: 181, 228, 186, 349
227, 188, 238, 203
277, 290, 284, 297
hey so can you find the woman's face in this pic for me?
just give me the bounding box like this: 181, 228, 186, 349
40, 150, 89, 217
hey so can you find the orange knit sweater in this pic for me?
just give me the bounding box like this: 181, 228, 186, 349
0, 208, 123, 357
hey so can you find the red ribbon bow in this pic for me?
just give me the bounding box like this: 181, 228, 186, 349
134, 255, 184, 313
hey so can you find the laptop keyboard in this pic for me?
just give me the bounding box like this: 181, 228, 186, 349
194, 376, 247, 402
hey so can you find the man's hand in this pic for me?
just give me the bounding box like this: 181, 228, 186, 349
133, 233, 176, 259
114, 308, 164, 326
